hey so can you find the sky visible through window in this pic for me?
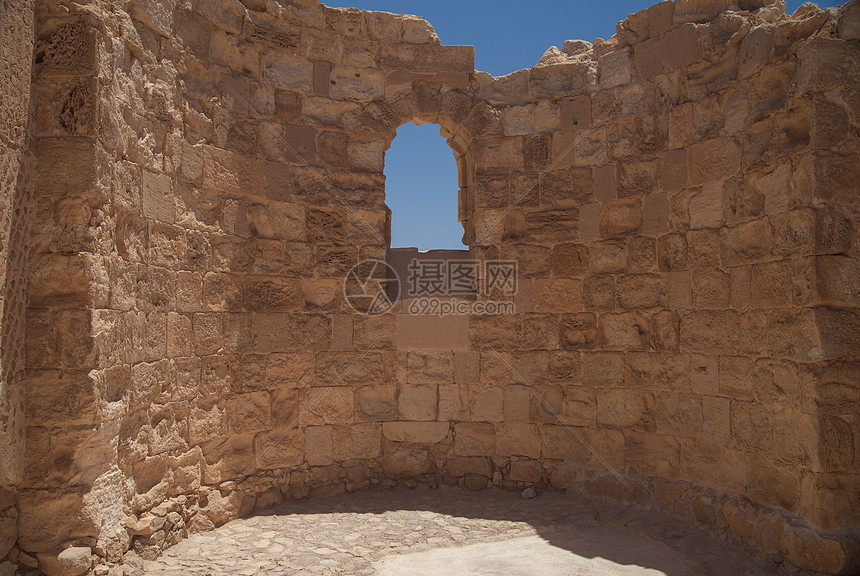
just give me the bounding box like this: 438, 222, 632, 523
323, 0, 838, 250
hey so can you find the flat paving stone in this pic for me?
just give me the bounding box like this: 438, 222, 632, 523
141, 488, 777, 576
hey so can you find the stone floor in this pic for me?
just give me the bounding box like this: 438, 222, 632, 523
139, 488, 777, 576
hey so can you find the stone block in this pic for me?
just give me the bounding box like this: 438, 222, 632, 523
625, 351, 689, 391
582, 276, 616, 311
599, 199, 643, 238
720, 219, 772, 266
588, 240, 628, 274
509, 460, 543, 483
378, 44, 474, 73
227, 391, 271, 434
355, 385, 397, 421
305, 426, 333, 467
530, 62, 591, 99
533, 279, 582, 313
37, 546, 92, 576
626, 431, 680, 478
497, 424, 541, 458
692, 268, 730, 309
597, 312, 650, 349
656, 393, 703, 438
782, 525, 849, 575
398, 384, 437, 421
617, 160, 659, 197
300, 387, 354, 425
559, 313, 597, 350
680, 310, 740, 354
382, 422, 450, 444
688, 137, 740, 185
597, 389, 650, 429
599, 48, 632, 88
578, 202, 599, 241
689, 181, 723, 229
550, 243, 588, 277
642, 192, 669, 236
617, 274, 666, 310
454, 423, 495, 456
560, 95, 592, 130
582, 352, 625, 387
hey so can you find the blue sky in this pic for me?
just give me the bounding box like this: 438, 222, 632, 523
324, 0, 837, 250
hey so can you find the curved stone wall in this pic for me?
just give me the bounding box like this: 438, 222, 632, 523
7, 0, 859, 574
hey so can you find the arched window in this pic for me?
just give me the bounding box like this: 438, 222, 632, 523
384, 122, 464, 251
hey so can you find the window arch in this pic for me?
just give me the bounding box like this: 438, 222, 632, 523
384, 122, 465, 251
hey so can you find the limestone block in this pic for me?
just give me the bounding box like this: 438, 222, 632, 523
397, 384, 437, 421
453, 351, 479, 385
798, 37, 860, 93
617, 9, 651, 46
692, 268, 730, 308
533, 279, 582, 313
329, 66, 385, 102
642, 190, 669, 235
332, 424, 381, 461
599, 48, 633, 88
243, 276, 302, 312
530, 62, 592, 99
582, 276, 617, 311
497, 424, 541, 458
582, 352, 625, 387
588, 240, 628, 274
656, 393, 703, 438
453, 423, 495, 456
599, 199, 643, 238
473, 137, 524, 173
596, 389, 650, 428
470, 389, 503, 423
617, 274, 667, 310
25, 370, 99, 426
550, 243, 588, 277
782, 525, 849, 575
382, 422, 449, 444
38, 547, 92, 576
509, 460, 543, 483
35, 20, 96, 77
627, 237, 658, 274
304, 426, 333, 467
300, 387, 354, 425
406, 352, 454, 384
617, 160, 659, 197
254, 429, 303, 470
560, 95, 592, 130
597, 312, 651, 350
315, 352, 384, 385
626, 431, 680, 477
202, 146, 263, 196
680, 310, 741, 354
559, 313, 597, 350
227, 392, 271, 434
649, 1, 675, 37
688, 137, 740, 185
378, 44, 474, 73
720, 219, 772, 266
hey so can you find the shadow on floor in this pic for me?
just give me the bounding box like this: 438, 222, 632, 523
251, 487, 775, 576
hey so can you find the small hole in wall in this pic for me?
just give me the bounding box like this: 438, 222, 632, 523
385, 122, 464, 251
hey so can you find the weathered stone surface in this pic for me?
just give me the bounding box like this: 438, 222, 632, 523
4, 2, 856, 572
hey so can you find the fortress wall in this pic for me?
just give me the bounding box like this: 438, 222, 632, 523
10, 0, 859, 574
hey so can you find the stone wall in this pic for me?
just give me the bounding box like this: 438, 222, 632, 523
8, 0, 860, 575
0, 0, 36, 567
